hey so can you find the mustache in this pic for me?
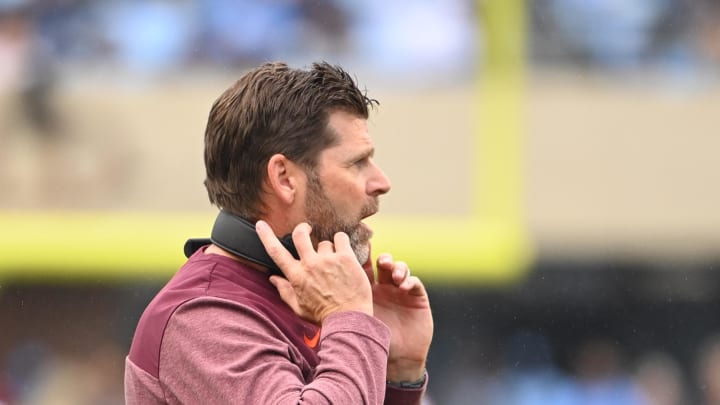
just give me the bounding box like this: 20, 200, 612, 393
360, 198, 379, 219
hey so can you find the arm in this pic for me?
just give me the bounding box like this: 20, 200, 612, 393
366, 253, 433, 405
160, 298, 391, 404
257, 221, 432, 405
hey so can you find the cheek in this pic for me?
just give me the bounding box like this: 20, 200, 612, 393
325, 186, 364, 218
325, 174, 367, 199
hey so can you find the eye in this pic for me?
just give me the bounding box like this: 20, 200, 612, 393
354, 157, 370, 168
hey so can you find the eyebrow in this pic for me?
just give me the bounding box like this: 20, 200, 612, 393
348, 147, 374, 163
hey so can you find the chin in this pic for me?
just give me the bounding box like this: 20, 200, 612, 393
353, 243, 371, 265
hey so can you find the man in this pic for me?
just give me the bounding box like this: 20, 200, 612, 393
125, 62, 433, 404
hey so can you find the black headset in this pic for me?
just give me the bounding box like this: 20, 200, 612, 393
184, 210, 298, 276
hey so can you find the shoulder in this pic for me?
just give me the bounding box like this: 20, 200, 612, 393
127, 253, 256, 378
167, 295, 289, 341
159, 296, 318, 392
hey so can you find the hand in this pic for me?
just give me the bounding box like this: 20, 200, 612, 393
256, 220, 373, 324
363, 252, 433, 382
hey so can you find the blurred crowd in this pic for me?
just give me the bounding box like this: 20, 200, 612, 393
1, 0, 719, 80
436, 332, 720, 405
1, 0, 717, 161
3, 321, 720, 404
0, 0, 477, 80
532, 0, 720, 74
1, 0, 719, 137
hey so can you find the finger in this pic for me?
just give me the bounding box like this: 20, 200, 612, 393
317, 240, 335, 254
332, 231, 353, 255
375, 253, 394, 284
391, 261, 410, 286
398, 276, 428, 297
256, 220, 298, 276
269, 275, 302, 313
291, 222, 316, 259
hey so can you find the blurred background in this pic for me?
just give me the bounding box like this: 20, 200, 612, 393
1, 0, 719, 403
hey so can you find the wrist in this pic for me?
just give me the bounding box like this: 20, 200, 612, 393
321, 302, 373, 322
386, 360, 426, 383
387, 368, 427, 388
337, 303, 373, 318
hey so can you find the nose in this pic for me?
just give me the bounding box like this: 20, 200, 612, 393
368, 160, 391, 196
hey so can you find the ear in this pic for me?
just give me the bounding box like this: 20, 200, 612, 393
266, 154, 304, 205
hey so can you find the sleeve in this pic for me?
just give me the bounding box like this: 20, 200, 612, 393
158, 297, 392, 404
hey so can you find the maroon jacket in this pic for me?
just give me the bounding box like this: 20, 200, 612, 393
125, 246, 425, 404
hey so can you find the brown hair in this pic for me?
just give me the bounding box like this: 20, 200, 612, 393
203, 61, 377, 220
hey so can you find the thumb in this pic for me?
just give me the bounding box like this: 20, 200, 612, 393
269, 275, 300, 314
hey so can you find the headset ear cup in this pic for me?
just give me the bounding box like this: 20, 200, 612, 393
206, 210, 291, 278
184, 238, 212, 258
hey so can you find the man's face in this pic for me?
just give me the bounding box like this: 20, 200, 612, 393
303, 110, 391, 264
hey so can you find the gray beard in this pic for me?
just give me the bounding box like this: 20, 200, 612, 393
352, 242, 371, 266
304, 175, 375, 264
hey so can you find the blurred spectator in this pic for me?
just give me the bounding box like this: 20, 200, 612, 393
697, 334, 720, 405
545, 0, 672, 70
437, 336, 507, 405
298, 0, 350, 51
194, 0, 303, 67
342, 0, 476, 82
642, 0, 694, 71
691, 0, 720, 70
633, 351, 686, 405
98, 0, 196, 74
2, 340, 51, 404
20, 343, 125, 405
32, 0, 106, 63
0, 0, 60, 136
0, 371, 16, 405
564, 338, 645, 405
495, 331, 576, 405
